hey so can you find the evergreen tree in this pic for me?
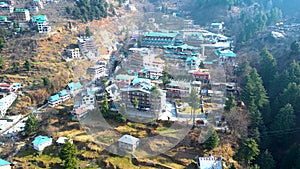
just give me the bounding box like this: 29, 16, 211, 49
101, 93, 110, 118
85, 26, 92, 37
204, 129, 219, 151
257, 48, 277, 91
234, 138, 259, 166
12, 62, 19, 73
162, 71, 171, 87
278, 83, 300, 111
24, 60, 31, 71
281, 144, 300, 169
0, 56, 3, 69
188, 88, 200, 125
290, 41, 300, 54
0, 37, 5, 50
60, 140, 78, 169
120, 103, 127, 119
133, 97, 139, 109
271, 103, 296, 131
256, 149, 275, 169
24, 113, 38, 136
224, 93, 236, 112
43, 77, 51, 87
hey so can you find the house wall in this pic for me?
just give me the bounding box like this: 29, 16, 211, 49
0, 164, 11, 169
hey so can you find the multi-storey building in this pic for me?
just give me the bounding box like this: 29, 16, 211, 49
141, 32, 178, 47
31, 15, 51, 33
0, 93, 17, 117
65, 48, 81, 60
166, 81, 191, 98
0, 2, 13, 13
192, 71, 210, 84
120, 82, 166, 113
81, 88, 95, 106
87, 64, 107, 79
118, 134, 140, 151
14, 8, 30, 21
115, 74, 135, 88
186, 56, 201, 70
78, 36, 97, 53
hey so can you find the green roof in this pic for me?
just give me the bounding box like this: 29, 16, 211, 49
31, 15, 47, 23
144, 32, 178, 38
0, 2, 7, 5
186, 56, 201, 63
14, 8, 29, 13
0, 158, 10, 166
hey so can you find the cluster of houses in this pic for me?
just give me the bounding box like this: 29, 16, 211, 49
0, 82, 21, 117
64, 36, 99, 62
0, 0, 52, 33
47, 82, 82, 107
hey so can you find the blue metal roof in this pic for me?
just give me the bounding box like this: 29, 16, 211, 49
67, 82, 82, 91
32, 135, 52, 146
0, 158, 10, 166
215, 49, 236, 57
186, 56, 201, 63
48, 94, 60, 102
58, 89, 69, 97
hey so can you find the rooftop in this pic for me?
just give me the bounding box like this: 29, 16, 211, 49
31, 15, 47, 23
118, 134, 140, 145
164, 44, 199, 50
0, 158, 10, 166
115, 74, 135, 81
32, 135, 52, 146
215, 49, 236, 57
143, 32, 178, 38
58, 89, 69, 97
198, 156, 222, 169
14, 8, 29, 13
48, 94, 60, 102
67, 82, 82, 91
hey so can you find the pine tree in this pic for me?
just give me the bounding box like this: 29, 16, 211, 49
234, 138, 259, 166
24, 113, 38, 136
59, 140, 78, 169
256, 149, 275, 169
258, 48, 277, 91
271, 103, 296, 131
224, 93, 236, 112
24, 60, 31, 71
12, 62, 19, 73
204, 129, 219, 151
188, 88, 200, 125
85, 26, 92, 37
0, 56, 3, 69
133, 97, 139, 109
101, 93, 110, 118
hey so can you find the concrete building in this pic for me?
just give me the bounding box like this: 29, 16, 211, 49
0, 158, 11, 169
87, 64, 107, 79
186, 56, 201, 70
81, 88, 95, 106
71, 104, 93, 121
14, 8, 30, 21
32, 135, 52, 151
196, 156, 222, 169
118, 134, 140, 151
141, 32, 178, 47
0, 2, 13, 13
65, 48, 81, 60
0, 93, 17, 117
120, 81, 166, 113
210, 22, 223, 33
115, 74, 135, 88
31, 15, 51, 33
166, 81, 191, 98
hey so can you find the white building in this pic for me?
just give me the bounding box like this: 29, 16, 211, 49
32, 135, 53, 151
87, 64, 107, 79
56, 137, 73, 144
118, 134, 140, 151
0, 93, 17, 117
0, 158, 11, 169
65, 48, 81, 60
197, 156, 222, 169
81, 88, 95, 106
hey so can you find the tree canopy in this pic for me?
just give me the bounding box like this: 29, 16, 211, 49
59, 140, 78, 169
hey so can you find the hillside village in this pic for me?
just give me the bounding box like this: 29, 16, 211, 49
0, 0, 299, 168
